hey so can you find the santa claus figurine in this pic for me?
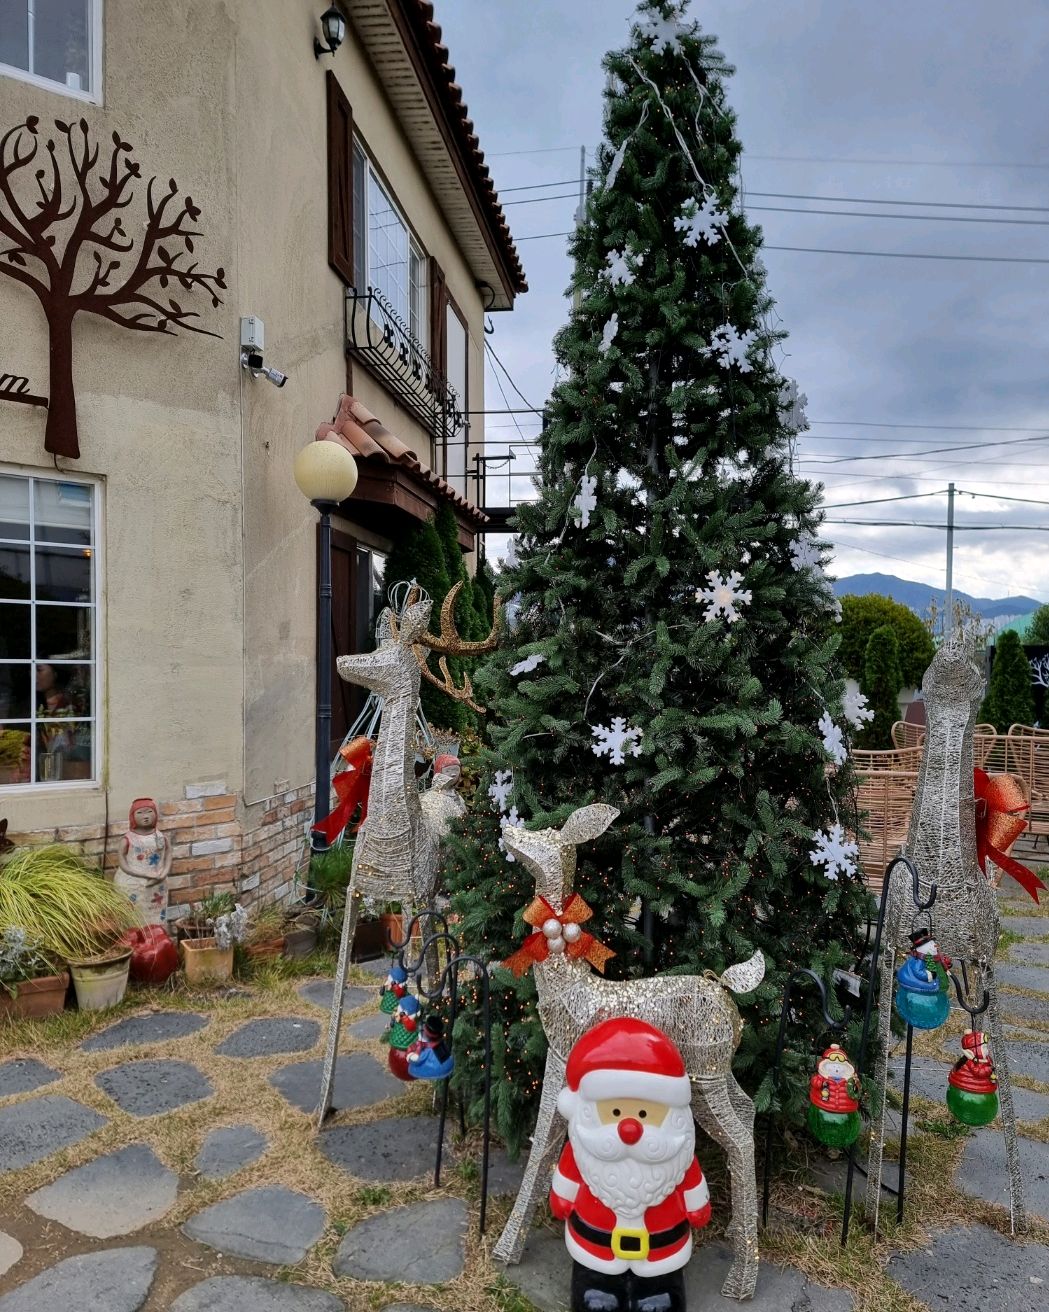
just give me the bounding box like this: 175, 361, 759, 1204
947, 1029, 999, 1126
807, 1044, 861, 1148
550, 1018, 710, 1312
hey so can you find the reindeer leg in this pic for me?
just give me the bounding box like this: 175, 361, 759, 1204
692, 1074, 759, 1301
493, 1048, 568, 1265
985, 964, 1027, 1234
863, 939, 897, 1231
316, 875, 361, 1132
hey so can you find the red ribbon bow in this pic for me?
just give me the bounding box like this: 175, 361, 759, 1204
974, 767, 1045, 904
502, 893, 615, 978
311, 737, 373, 846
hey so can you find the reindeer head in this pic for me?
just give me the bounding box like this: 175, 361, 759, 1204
921, 630, 984, 728
502, 803, 620, 908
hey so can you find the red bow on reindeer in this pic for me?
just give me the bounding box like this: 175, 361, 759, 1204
974, 768, 1045, 904
311, 737, 373, 847
503, 894, 615, 978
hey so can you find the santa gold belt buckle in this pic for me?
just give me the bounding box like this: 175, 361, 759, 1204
611, 1226, 649, 1260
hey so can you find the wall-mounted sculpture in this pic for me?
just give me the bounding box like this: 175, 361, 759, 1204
316, 583, 499, 1125
494, 804, 765, 1301
0, 116, 226, 459
865, 634, 1026, 1234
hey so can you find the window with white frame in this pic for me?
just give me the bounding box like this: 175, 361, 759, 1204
0, 0, 102, 100
0, 471, 99, 787
352, 144, 427, 350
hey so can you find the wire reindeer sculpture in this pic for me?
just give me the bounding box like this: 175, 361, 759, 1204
864, 633, 1026, 1233
493, 803, 765, 1301
316, 582, 499, 1127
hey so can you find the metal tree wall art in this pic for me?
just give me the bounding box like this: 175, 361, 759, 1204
0, 116, 226, 459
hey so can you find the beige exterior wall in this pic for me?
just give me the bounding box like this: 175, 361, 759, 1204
0, 0, 493, 889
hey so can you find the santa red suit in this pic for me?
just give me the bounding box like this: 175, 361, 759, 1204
550, 1017, 711, 1279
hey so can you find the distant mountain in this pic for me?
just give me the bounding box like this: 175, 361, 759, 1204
832, 573, 1043, 621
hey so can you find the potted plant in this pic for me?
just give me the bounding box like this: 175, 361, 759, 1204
0, 927, 69, 1020
352, 896, 385, 961
282, 906, 321, 960
306, 845, 354, 952
380, 901, 403, 949
0, 844, 140, 1012
179, 890, 247, 984
243, 903, 286, 962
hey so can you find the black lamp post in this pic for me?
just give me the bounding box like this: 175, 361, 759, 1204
294, 439, 359, 851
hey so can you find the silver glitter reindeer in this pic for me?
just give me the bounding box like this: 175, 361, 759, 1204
493, 803, 765, 1300
316, 584, 498, 1127
864, 634, 1026, 1232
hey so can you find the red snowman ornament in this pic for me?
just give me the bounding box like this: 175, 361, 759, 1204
550, 1018, 710, 1312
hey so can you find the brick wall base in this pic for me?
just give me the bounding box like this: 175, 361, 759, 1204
6, 779, 315, 922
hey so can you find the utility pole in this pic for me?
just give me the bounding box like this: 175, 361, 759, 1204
571, 146, 587, 313
944, 481, 956, 637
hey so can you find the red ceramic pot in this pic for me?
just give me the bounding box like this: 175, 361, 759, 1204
121, 926, 178, 985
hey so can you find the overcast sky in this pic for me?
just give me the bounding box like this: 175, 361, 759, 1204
437, 0, 1049, 606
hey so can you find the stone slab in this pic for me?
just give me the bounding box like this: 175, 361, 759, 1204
348, 1012, 391, 1040
956, 1131, 1049, 1218
995, 964, 1049, 994
82, 1011, 209, 1051
354, 958, 388, 978
0, 1232, 22, 1279
0, 1095, 106, 1171
1009, 940, 1049, 968
381, 1306, 439, 1312
270, 1053, 402, 1114
888, 1223, 1048, 1311
297, 980, 373, 1012
0, 1058, 60, 1098
215, 1017, 319, 1058
26, 1143, 177, 1238
96, 1060, 212, 1116
888, 1056, 952, 1105
333, 1198, 467, 1284
319, 1115, 452, 1182
510, 1231, 854, 1312
0, 1246, 157, 1312
1001, 916, 1049, 937
999, 991, 1049, 1023
1008, 1039, 1049, 1084
183, 1185, 326, 1265
478, 1147, 526, 1197
195, 1125, 268, 1180
170, 1276, 344, 1311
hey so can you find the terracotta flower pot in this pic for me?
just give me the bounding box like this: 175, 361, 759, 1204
0, 972, 70, 1020
68, 950, 132, 1012
283, 925, 318, 959
180, 936, 234, 984
380, 912, 403, 949
245, 936, 286, 962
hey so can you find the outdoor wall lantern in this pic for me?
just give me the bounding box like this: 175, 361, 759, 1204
294, 439, 359, 851
314, 5, 346, 59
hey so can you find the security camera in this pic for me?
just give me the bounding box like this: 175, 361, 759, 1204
239, 316, 288, 387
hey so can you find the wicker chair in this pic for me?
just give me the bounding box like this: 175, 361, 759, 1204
851, 747, 922, 889
891, 721, 925, 751
974, 724, 1007, 771
1005, 725, 1049, 849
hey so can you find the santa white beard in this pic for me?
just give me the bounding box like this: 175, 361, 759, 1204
568, 1098, 695, 1220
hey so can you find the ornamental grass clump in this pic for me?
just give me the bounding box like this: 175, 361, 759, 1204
0, 845, 140, 961
0, 926, 60, 997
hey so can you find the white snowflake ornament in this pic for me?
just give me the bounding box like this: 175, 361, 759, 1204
778, 379, 809, 433
574, 473, 598, 528
599, 313, 619, 354
488, 769, 513, 815
637, 7, 693, 54
790, 534, 822, 572
591, 717, 643, 766
809, 824, 859, 883
703, 323, 759, 373
697, 570, 752, 623
843, 687, 874, 730
605, 249, 642, 287
674, 195, 726, 247
818, 711, 847, 767
509, 653, 546, 677
499, 806, 522, 863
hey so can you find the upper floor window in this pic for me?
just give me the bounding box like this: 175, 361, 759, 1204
353, 144, 427, 350
0, 470, 99, 788
0, 0, 102, 101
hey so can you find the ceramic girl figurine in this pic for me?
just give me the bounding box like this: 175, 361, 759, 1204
115, 798, 172, 926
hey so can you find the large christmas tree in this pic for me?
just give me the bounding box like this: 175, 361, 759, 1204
445, 0, 870, 1148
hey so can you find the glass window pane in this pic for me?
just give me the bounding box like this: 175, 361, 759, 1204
0, 726, 31, 785
37, 716, 92, 782
0, 473, 30, 540
0, 603, 31, 659
0, 1, 30, 74
368, 172, 410, 323
35, 661, 91, 717
0, 545, 31, 599
33, 0, 92, 93
34, 480, 92, 545
36, 604, 92, 659
34, 544, 93, 602
0, 665, 32, 719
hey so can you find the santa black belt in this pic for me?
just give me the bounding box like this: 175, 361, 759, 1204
569, 1213, 690, 1252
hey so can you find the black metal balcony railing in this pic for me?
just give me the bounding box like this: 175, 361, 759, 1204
345, 285, 463, 450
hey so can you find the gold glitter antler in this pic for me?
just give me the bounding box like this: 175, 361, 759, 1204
412, 581, 502, 713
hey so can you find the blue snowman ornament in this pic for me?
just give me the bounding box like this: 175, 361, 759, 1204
895, 927, 951, 1030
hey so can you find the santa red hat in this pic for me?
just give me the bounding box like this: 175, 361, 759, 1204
557, 1018, 691, 1118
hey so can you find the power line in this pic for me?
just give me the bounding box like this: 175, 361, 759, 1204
809, 419, 1049, 432
745, 152, 1049, 171
748, 189, 1049, 215
820, 491, 946, 509
828, 534, 1022, 595
766, 243, 1049, 266
502, 190, 583, 207
484, 341, 537, 412
750, 204, 1049, 228
955, 489, 1049, 507
801, 432, 1049, 464
499, 177, 578, 193
488, 145, 582, 157
823, 519, 1049, 530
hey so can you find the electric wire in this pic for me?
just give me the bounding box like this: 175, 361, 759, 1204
484, 340, 538, 411
749, 204, 1049, 228
748, 189, 1049, 215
